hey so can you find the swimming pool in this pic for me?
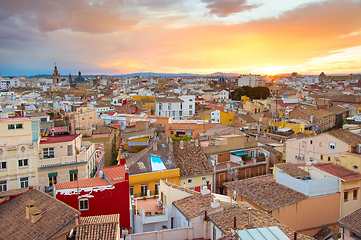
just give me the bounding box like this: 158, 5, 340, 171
150, 155, 167, 171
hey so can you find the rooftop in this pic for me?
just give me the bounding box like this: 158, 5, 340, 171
0, 188, 78, 239
55, 177, 110, 190
224, 175, 308, 212
313, 163, 361, 182
76, 214, 119, 240
338, 207, 361, 236
275, 163, 309, 177
173, 193, 220, 219
39, 134, 80, 144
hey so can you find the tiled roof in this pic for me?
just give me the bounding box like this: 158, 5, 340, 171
204, 124, 243, 137
327, 129, 361, 147
275, 163, 309, 177
313, 226, 333, 240
162, 181, 201, 195
0, 188, 78, 239
216, 161, 240, 171
288, 132, 311, 139
39, 134, 80, 144
260, 145, 283, 157
313, 163, 361, 182
102, 164, 126, 184
55, 177, 110, 190
155, 97, 184, 103
76, 214, 119, 240
208, 205, 313, 240
224, 175, 308, 212
173, 141, 214, 178
239, 114, 257, 123
126, 140, 178, 175
173, 193, 220, 219
0, 186, 39, 198
338, 207, 361, 235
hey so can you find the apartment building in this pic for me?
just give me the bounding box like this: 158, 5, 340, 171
0, 117, 39, 191
155, 97, 184, 120
238, 74, 267, 87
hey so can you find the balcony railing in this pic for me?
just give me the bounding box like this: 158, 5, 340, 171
132, 190, 159, 198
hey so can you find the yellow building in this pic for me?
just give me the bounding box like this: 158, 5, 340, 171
126, 140, 180, 198
241, 95, 250, 104
201, 110, 235, 126
38, 134, 103, 193
243, 100, 264, 114
269, 119, 316, 135
340, 152, 361, 173
0, 117, 40, 191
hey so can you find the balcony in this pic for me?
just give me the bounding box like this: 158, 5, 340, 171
134, 197, 168, 224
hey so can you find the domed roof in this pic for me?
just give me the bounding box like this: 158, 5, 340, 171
218, 76, 226, 82
73, 71, 87, 83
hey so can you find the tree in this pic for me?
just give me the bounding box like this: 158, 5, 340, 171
170, 135, 180, 142
230, 87, 245, 100
181, 136, 191, 141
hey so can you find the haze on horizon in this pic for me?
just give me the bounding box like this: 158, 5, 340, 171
1, 0, 361, 77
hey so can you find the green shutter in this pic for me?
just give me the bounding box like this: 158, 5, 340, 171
48, 172, 57, 177
69, 169, 78, 174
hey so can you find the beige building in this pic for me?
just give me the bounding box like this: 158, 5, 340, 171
0, 117, 39, 191
38, 134, 104, 193
64, 106, 103, 136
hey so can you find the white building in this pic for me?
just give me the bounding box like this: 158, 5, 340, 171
179, 95, 195, 118
155, 97, 184, 120
303, 76, 319, 84
1, 78, 20, 90
238, 74, 267, 87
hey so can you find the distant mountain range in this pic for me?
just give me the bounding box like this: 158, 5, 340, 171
27, 72, 241, 79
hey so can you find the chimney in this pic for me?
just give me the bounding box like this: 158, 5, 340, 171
51, 129, 55, 136
204, 210, 208, 221
26, 201, 35, 219
195, 139, 199, 146
125, 168, 129, 181
248, 208, 252, 229
169, 138, 173, 152
119, 158, 126, 165
180, 140, 184, 150
233, 216, 237, 230
153, 140, 157, 151
31, 209, 42, 223
201, 185, 210, 195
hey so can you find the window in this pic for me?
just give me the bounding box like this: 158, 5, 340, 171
189, 110, 193, 115
354, 190, 358, 200
354, 165, 359, 170
141, 184, 148, 197
319, 142, 322, 147
168, 103, 171, 110
329, 142, 336, 149
159, 103, 162, 110
67, 145, 73, 156
8, 124, 15, 130
18, 159, 28, 167
16, 124, 23, 129
189, 99, 193, 102
202, 176, 207, 181
320, 155, 323, 160
344, 191, 348, 202
48, 173, 57, 186
302, 141, 306, 147
310, 140, 313, 144
187, 179, 193, 184
130, 186, 134, 196
189, 105, 192, 109
69, 170, 78, 181
328, 157, 331, 162
43, 148, 55, 158
79, 199, 89, 210
179, 111, 182, 116
82, 118, 84, 121
155, 182, 160, 195
0, 162, 6, 170
20, 177, 29, 188
0, 180, 7, 192
180, 103, 182, 109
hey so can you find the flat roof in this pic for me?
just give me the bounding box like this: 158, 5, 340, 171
40, 134, 80, 144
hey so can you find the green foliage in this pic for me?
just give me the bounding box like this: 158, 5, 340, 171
181, 136, 191, 141
170, 135, 181, 142
231, 86, 270, 100
258, 152, 265, 157
110, 152, 118, 166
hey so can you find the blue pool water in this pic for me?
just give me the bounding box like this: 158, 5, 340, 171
150, 155, 167, 171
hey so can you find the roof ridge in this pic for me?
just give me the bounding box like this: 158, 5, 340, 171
127, 146, 152, 169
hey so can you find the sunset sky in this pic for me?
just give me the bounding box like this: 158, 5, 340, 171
1, 0, 361, 76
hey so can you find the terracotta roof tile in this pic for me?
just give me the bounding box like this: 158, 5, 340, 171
313, 163, 361, 182
102, 164, 126, 184
338, 207, 361, 235
55, 177, 110, 190
261, 145, 283, 157
275, 163, 309, 177
173, 141, 214, 178
224, 175, 308, 212
163, 181, 201, 196
209, 205, 313, 240
39, 134, 80, 144
327, 129, 361, 148
173, 193, 220, 219
0, 188, 78, 239
76, 214, 119, 240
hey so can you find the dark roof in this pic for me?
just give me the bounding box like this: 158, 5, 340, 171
338, 207, 361, 236
0, 188, 78, 239
0, 186, 39, 198
73, 71, 87, 83
173, 141, 214, 178
173, 193, 220, 219
260, 145, 283, 157
275, 163, 309, 177
76, 214, 119, 240
224, 175, 308, 212
313, 226, 333, 240
126, 140, 178, 175
327, 129, 361, 148
238, 114, 257, 123
208, 205, 313, 240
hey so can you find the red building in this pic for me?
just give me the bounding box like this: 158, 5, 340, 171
54, 159, 130, 230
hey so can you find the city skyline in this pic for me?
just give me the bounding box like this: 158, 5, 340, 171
1, 0, 361, 76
